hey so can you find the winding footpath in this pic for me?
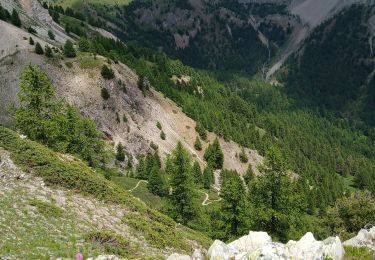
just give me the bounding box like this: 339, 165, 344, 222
201, 191, 222, 206
128, 180, 148, 192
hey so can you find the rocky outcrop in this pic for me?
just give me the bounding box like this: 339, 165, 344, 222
343, 226, 375, 251
167, 249, 203, 260
205, 231, 344, 260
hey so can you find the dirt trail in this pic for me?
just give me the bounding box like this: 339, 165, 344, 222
128, 180, 148, 192
200, 191, 222, 206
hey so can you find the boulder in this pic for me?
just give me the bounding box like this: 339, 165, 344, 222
285, 232, 323, 260
191, 249, 204, 260
167, 253, 191, 260
228, 231, 272, 252
343, 227, 375, 250
322, 236, 344, 260
208, 240, 238, 260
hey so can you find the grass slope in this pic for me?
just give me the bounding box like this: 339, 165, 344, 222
0, 125, 211, 256
46, 0, 132, 8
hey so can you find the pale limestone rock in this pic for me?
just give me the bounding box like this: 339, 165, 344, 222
191, 249, 204, 260
208, 240, 238, 260
322, 236, 345, 260
343, 227, 375, 250
228, 231, 272, 253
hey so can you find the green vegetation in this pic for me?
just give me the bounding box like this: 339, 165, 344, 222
45, 45, 53, 58
0, 126, 211, 252
160, 131, 166, 140
29, 198, 63, 217
101, 88, 110, 100
165, 142, 204, 229
48, 30, 55, 40
239, 147, 248, 163
11, 65, 104, 167
0, 4, 11, 21
344, 246, 374, 260
116, 143, 125, 162
323, 191, 375, 240
101, 64, 114, 80
86, 230, 131, 257
194, 136, 202, 151
63, 40, 76, 58
204, 138, 224, 169
11, 9, 21, 27
27, 26, 37, 34
29, 37, 34, 45
249, 147, 305, 242
35, 42, 44, 54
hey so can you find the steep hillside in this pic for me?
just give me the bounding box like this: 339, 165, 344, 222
283, 4, 375, 126
0, 126, 211, 259
0, 20, 263, 177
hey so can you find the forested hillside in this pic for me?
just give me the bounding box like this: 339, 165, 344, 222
285, 4, 375, 126
1, 0, 375, 258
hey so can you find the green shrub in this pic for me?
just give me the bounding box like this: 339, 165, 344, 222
45, 45, 53, 58
63, 40, 76, 58
160, 131, 166, 140
35, 42, 44, 55
344, 246, 374, 259
29, 198, 63, 217
48, 30, 55, 40
101, 88, 110, 100
86, 230, 130, 257
11, 9, 21, 27
156, 121, 162, 130
65, 62, 73, 68
194, 136, 202, 151
195, 123, 207, 140
239, 147, 248, 163
29, 37, 34, 45
101, 65, 115, 80
27, 26, 36, 34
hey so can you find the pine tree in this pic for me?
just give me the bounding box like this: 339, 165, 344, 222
29, 37, 34, 45
249, 146, 305, 242
48, 30, 55, 40
136, 156, 147, 179
11, 9, 21, 27
204, 138, 224, 169
239, 147, 248, 163
244, 165, 255, 185
45, 45, 53, 57
220, 169, 250, 240
203, 166, 214, 189
166, 142, 199, 225
194, 136, 202, 151
63, 40, 76, 58
192, 161, 202, 187
195, 122, 207, 140
35, 42, 44, 55
101, 65, 115, 80
116, 143, 125, 161
148, 166, 166, 197
78, 37, 91, 52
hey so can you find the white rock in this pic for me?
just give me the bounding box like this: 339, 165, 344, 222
208, 240, 238, 260
167, 253, 191, 260
191, 249, 204, 260
344, 227, 375, 250
287, 232, 323, 260
322, 236, 344, 260
228, 231, 272, 252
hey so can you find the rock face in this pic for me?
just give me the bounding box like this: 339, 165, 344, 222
206, 231, 344, 260
343, 226, 375, 251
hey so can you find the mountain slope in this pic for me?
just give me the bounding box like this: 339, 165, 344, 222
0, 125, 211, 259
